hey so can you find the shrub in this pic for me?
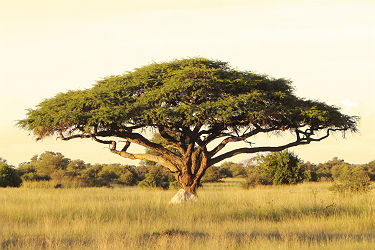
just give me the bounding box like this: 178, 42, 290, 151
330, 165, 371, 194
217, 162, 247, 178
243, 150, 305, 188
201, 166, 221, 182
0, 162, 22, 187
138, 166, 175, 189
242, 164, 274, 188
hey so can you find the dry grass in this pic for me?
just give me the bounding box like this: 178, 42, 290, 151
1, 180, 375, 249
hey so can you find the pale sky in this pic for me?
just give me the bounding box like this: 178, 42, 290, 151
1, 0, 374, 167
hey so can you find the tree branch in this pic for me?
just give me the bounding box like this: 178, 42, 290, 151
158, 126, 186, 154
117, 131, 184, 166
59, 128, 184, 167
110, 149, 181, 173
209, 127, 346, 166
208, 127, 277, 157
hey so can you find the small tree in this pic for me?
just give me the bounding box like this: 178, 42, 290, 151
18, 58, 358, 194
0, 161, 22, 187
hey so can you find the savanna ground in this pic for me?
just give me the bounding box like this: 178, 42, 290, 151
1, 179, 375, 249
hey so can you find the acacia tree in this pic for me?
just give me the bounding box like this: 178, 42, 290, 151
18, 58, 358, 194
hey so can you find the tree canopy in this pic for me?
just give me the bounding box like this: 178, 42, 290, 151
18, 58, 358, 193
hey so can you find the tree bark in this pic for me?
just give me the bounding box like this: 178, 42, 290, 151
179, 171, 198, 194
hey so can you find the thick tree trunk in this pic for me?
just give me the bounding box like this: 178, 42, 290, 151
179, 172, 198, 195
176, 153, 208, 196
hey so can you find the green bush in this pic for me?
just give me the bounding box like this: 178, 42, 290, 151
243, 150, 305, 188
138, 166, 176, 189
330, 165, 371, 194
242, 163, 274, 188
0, 162, 22, 187
217, 162, 247, 178
201, 166, 221, 182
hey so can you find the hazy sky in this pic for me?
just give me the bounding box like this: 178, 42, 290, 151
1, 0, 374, 166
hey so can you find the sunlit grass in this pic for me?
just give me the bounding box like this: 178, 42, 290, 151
1, 181, 375, 249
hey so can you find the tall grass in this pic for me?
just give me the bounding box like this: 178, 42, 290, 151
1, 181, 375, 249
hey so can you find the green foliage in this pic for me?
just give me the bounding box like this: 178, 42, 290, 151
17, 152, 70, 181
301, 161, 319, 182
138, 166, 177, 189
330, 165, 371, 194
218, 162, 247, 178
201, 166, 222, 182
242, 161, 274, 188
243, 151, 305, 188
17, 58, 358, 191
314, 157, 345, 181
0, 161, 22, 187
363, 160, 375, 181
272, 151, 304, 185
18, 58, 357, 143
17, 152, 138, 188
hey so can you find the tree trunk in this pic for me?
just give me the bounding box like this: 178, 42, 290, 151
179, 172, 198, 195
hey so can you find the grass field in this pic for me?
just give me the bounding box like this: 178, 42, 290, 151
1, 180, 375, 249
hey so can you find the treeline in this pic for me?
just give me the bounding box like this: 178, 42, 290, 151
198, 151, 375, 192
241, 151, 374, 193
1, 151, 375, 189
0, 152, 178, 189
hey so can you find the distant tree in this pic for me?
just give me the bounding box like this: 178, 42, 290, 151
66, 160, 87, 177
99, 164, 138, 186
18, 152, 138, 187
18, 58, 358, 194
330, 165, 371, 194
243, 158, 274, 187
201, 166, 222, 182
0, 161, 22, 187
271, 151, 305, 185
81, 164, 108, 187
219, 162, 247, 178
17, 152, 70, 181
315, 157, 346, 181
364, 160, 375, 181
302, 161, 318, 182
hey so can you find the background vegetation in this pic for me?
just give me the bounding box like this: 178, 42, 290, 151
1, 151, 374, 192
